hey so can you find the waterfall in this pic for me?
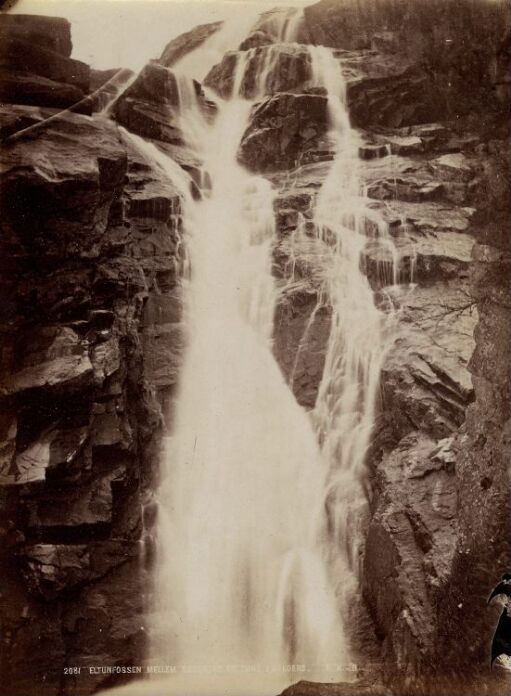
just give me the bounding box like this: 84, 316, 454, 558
305, 47, 396, 584
145, 36, 352, 694
99, 15, 398, 696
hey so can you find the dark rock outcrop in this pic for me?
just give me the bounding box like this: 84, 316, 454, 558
0, 14, 73, 56
0, 93, 187, 695
159, 20, 223, 67
238, 92, 328, 173
113, 61, 213, 145
304, 0, 511, 120
0, 14, 90, 113
205, 44, 313, 99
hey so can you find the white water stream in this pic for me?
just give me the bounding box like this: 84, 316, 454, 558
101, 10, 396, 696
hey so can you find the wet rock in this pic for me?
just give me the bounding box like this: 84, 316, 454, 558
112, 62, 182, 144
359, 153, 469, 205
49, 426, 89, 469
0, 413, 17, 482
13, 432, 55, 485
359, 143, 389, 160
93, 258, 146, 298
205, 44, 312, 99
113, 62, 212, 145
273, 291, 331, 409
304, 0, 509, 121
0, 425, 90, 487
159, 21, 223, 67
0, 16, 90, 114
348, 65, 436, 129
366, 199, 474, 235
0, 35, 183, 692
252, 7, 309, 44
362, 231, 473, 289
89, 67, 134, 112
142, 322, 185, 388
239, 30, 274, 51
238, 92, 328, 173
91, 412, 124, 447
385, 135, 423, 156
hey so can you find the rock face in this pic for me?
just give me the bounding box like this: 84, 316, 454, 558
304, 0, 511, 120
238, 92, 329, 173
230, 6, 510, 692
205, 43, 313, 99
0, 31, 191, 695
0, 14, 91, 113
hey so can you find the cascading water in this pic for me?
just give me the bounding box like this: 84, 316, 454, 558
305, 47, 396, 583
99, 12, 398, 696
146, 23, 351, 696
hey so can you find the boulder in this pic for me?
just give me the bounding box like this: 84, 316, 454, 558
238, 92, 329, 173
113, 62, 182, 144
159, 21, 223, 67
0, 14, 72, 57
0, 18, 90, 112
0, 36, 89, 90
113, 62, 212, 145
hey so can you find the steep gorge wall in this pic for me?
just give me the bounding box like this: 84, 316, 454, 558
0, 17, 189, 695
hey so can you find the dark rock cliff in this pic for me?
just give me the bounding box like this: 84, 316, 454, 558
0, 15, 191, 696
0, 4, 510, 696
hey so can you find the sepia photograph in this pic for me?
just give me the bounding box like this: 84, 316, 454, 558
0, 0, 510, 694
